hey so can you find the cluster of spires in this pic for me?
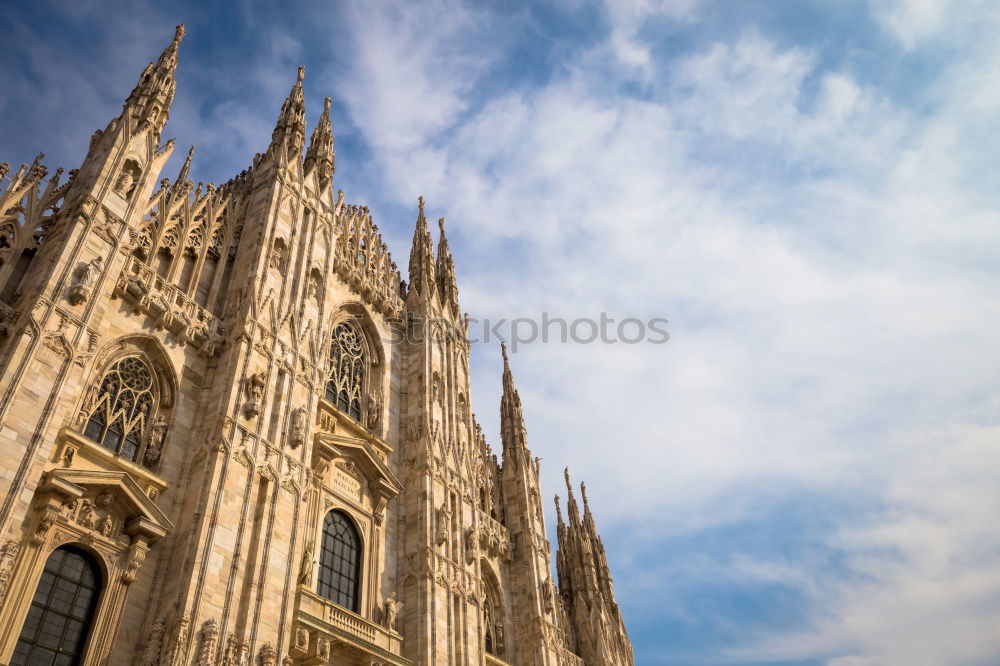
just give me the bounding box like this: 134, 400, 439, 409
128, 26, 468, 319
64, 24, 632, 662
406, 195, 460, 317
555, 469, 617, 608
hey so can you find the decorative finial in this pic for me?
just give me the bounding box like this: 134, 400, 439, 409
418, 195, 425, 214
564, 467, 572, 492
555, 495, 563, 521
581, 482, 590, 509
438, 217, 446, 233
501, 341, 509, 363
174, 25, 186, 41
323, 96, 331, 112
297, 66, 305, 82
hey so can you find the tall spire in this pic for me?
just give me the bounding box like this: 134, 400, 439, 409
435, 217, 460, 314
175, 145, 195, 186
407, 196, 435, 299
304, 96, 335, 189
270, 66, 307, 162
564, 467, 581, 525
554, 473, 635, 665
500, 343, 529, 465
124, 24, 186, 137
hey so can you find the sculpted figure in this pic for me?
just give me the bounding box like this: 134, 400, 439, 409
289, 406, 307, 449
436, 503, 451, 546
382, 591, 403, 631
114, 169, 135, 196
145, 414, 167, 464
68, 256, 103, 305
298, 541, 314, 585
243, 372, 266, 419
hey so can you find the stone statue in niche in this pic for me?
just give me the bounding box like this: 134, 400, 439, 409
436, 503, 451, 546
113, 169, 135, 197
68, 256, 103, 305
367, 390, 381, 431
101, 515, 115, 538
382, 592, 403, 631
243, 372, 266, 419
298, 541, 314, 586
541, 577, 554, 614
289, 406, 307, 449
145, 414, 167, 465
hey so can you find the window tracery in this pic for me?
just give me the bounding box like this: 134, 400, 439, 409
482, 574, 505, 656
83, 356, 159, 465
318, 510, 361, 612
326, 322, 365, 421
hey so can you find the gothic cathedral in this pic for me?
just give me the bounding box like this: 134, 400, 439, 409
0, 26, 633, 666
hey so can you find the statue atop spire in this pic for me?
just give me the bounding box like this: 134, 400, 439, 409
500, 343, 528, 465
554, 473, 634, 665
269, 66, 307, 163
407, 196, 435, 299
123, 24, 186, 138
436, 217, 460, 315
175, 145, 195, 187
304, 96, 335, 189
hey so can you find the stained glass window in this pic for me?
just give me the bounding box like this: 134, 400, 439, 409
84, 356, 154, 462
326, 323, 364, 421
318, 510, 361, 612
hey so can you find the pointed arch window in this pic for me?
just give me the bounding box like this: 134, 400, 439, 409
11, 546, 101, 666
83, 356, 156, 463
482, 575, 505, 656
318, 510, 362, 612
326, 322, 364, 421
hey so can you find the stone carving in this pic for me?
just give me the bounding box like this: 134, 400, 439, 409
140, 619, 165, 666
112, 256, 225, 356
542, 576, 555, 614
0, 303, 17, 338
122, 541, 148, 584
196, 618, 219, 666
113, 169, 135, 197
164, 613, 191, 666
145, 414, 168, 464
436, 503, 451, 547
298, 540, 314, 586
366, 389, 381, 431
0, 540, 20, 602
332, 204, 403, 317
258, 642, 277, 666
382, 591, 403, 632
244, 371, 266, 419
289, 406, 307, 449
68, 255, 103, 305
268, 238, 287, 272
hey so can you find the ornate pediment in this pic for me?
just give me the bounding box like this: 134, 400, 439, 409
313, 432, 402, 520
38, 468, 173, 542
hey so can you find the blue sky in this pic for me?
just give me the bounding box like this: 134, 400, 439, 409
3, 1, 1000, 664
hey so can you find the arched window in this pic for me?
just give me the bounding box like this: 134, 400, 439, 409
326, 322, 365, 421
318, 510, 361, 612
11, 546, 101, 666
83, 356, 155, 463
482, 574, 505, 656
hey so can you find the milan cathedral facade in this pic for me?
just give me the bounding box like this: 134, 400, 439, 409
0, 26, 633, 666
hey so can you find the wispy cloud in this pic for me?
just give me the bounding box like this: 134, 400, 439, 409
2, 1, 998, 664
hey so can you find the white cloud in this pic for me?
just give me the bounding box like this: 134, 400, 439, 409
338, 2, 1000, 664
